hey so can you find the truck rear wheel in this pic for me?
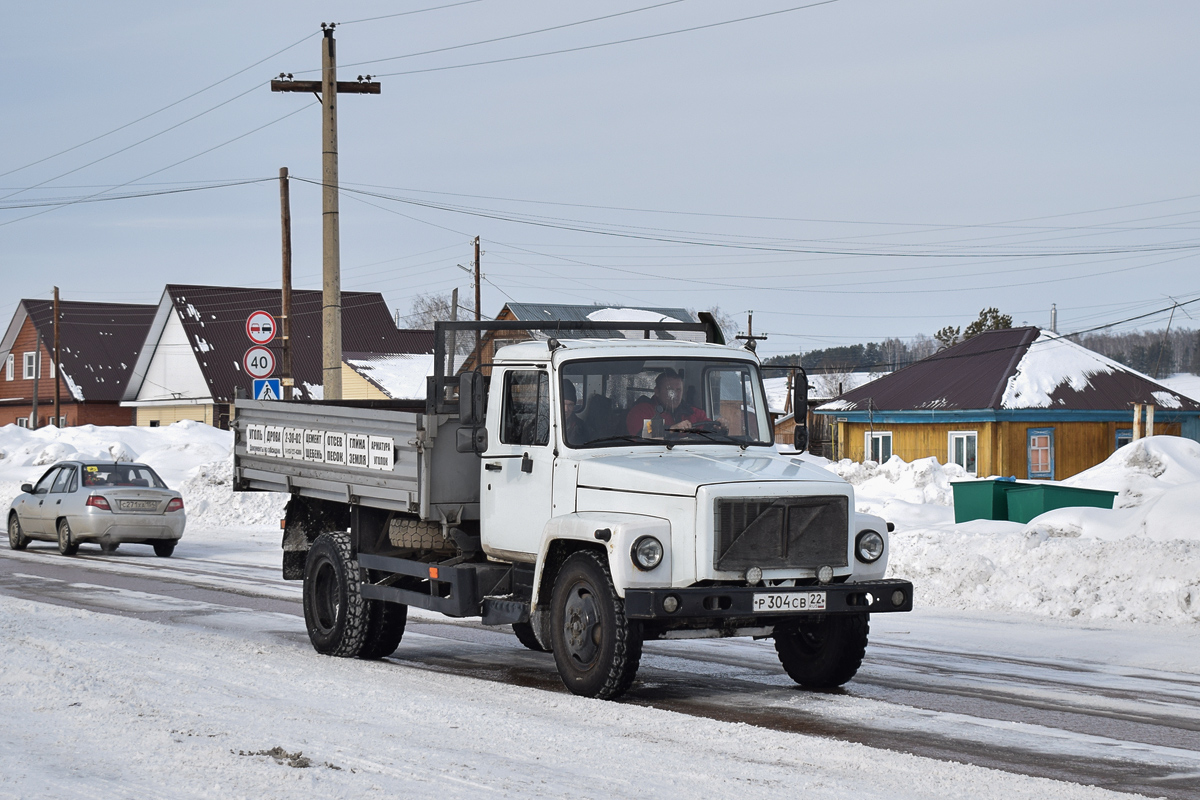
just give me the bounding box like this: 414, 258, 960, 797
358, 596, 407, 660
303, 532, 369, 657
511, 621, 549, 652
549, 550, 643, 700
774, 613, 869, 689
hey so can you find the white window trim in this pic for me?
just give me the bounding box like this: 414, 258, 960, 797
16, 416, 28, 428
948, 430, 979, 476
4, 354, 12, 381
864, 430, 893, 463
23, 352, 36, 380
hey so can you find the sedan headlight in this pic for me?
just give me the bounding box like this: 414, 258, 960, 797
855, 530, 885, 563
631, 536, 663, 571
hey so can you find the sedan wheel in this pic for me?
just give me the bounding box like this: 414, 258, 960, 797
57, 519, 79, 556
8, 514, 30, 551
153, 540, 176, 558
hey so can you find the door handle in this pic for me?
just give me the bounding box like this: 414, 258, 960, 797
521, 452, 533, 473
484, 462, 502, 472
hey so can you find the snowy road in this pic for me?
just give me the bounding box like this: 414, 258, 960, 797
3, 536, 1199, 799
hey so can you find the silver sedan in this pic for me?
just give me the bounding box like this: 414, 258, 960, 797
7, 461, 186, 557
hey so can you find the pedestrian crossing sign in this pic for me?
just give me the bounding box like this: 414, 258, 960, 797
253, 378, 282, 400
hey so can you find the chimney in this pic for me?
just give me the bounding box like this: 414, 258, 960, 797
1050, 303, 1057, 334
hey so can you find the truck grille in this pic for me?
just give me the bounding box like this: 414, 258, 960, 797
714, 496, 848, 572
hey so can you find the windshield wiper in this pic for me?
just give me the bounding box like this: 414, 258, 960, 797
671, 428, 751, 449
585, 434, 647, 446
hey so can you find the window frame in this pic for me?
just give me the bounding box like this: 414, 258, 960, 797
16, 416, 28, 428
500, 369, 550, 447
1115, 428, 1132, 450
947, 430, 978, 476
1027, 427, 1055, 479
23, 352, 36, 380
865, 430, 893, 463
5, 353, 12, 381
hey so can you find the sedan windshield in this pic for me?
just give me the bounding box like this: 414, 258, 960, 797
560, 357, 772, 448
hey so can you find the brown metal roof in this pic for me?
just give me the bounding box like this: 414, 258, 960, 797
824, 326, 1200, 413
164, 285, 433, 402
24, 299, 157, 403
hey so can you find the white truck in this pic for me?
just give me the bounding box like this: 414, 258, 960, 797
233, 319, 912, 700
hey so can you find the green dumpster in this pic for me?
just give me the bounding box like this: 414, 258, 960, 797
951, 479, 1028, 523
1005, 485, 1117, 524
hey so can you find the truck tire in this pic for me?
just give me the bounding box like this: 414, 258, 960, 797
358, 596, 407, 660
303, 532, 369, 657
774, 614, 869, 689
511, 621, 549, 652
549, 550, 643, 700
8, 513, 29, 551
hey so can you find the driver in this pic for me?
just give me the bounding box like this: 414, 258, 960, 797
626, 368, 710, 436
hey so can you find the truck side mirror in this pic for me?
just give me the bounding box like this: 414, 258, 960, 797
459, 371, 485, 426
456, 426, 488, 454
792, 369, 809, 453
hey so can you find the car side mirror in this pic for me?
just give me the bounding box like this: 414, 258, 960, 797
456, 426, 487, 455
21, 483, 33, 494
792, 369, 809, 453
459, 371, 485, 426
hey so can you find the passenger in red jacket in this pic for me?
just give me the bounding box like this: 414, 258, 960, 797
626, 369, 710, 436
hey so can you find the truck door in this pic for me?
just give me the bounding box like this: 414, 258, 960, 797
481, 369, 554, 559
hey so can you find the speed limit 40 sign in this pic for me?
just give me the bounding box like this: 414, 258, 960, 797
243, 346, 276, 379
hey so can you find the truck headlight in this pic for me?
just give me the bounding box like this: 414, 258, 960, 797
856, 530, 885, 563
631, 536, 663, 570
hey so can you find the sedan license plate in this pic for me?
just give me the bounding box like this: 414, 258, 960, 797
119, 500, 158, 512
752, 591, 826, 613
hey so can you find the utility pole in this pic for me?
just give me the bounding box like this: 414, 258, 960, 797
271, 24, 380, 400
447, 287, 460, 376
735, 310, 768, 352
31, 329, 40, 430
474, 236, 482, 359
53, 287, 60, 426
279, 167, 293, 400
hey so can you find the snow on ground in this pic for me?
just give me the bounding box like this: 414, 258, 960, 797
1159, 372, 1200, 402
0, 593, 1150, 800
828, 436, 1200, 626
0, 421, 287, 531
5, 422, 1200, 629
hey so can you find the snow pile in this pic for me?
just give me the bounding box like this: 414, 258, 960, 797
860, 437, 1200, 625
586, 307, 677, 323
0, 421, 285, 528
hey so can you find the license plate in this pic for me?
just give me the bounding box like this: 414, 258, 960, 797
119, 500, 158, 511
752, 591, 826, 613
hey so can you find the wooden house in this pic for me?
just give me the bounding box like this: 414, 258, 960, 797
814, 327, 1200, 480
122, 285, 432, 428
0, 299, 156, 428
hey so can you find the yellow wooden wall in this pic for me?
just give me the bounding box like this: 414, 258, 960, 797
835, 419, 1182, 480
341, 364, 389, 400
136, 404, 213, 426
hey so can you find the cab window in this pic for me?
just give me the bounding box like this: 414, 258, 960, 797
33, 468, 60, 494
501, 371, 549, 446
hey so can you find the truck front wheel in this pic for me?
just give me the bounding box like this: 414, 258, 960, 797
303, 532, 369, 657
549, 550, 643, 700
774, 613, 869, 689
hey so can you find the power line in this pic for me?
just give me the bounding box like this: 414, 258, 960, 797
0, 32, 317, 182
0, 178, 273, 210
370, 0, 841, 78
340, 0, 487, 25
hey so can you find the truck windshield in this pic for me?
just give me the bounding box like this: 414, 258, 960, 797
560, 357, 773, 448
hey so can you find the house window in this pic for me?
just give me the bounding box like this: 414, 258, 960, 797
5, 354, 12, 380
948, 431, 978, 475
1028, 428, 1054, 479
1115, 428, 1132, 450
16, 417, 28, 428
23, 352, 37, 379
865, 431, 892, 463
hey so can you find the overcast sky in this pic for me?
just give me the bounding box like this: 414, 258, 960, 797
4, 1, 1199, 358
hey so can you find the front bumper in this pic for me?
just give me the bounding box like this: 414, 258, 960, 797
624, 578, 913, 620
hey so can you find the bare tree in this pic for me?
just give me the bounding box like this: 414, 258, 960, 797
402, 292, 459, 329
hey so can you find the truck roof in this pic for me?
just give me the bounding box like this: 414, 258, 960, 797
493, 337, 759, 363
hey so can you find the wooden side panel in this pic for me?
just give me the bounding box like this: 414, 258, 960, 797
341, 364, 389, 400
837, 422, 996, 474
0, 317, 70, 403
135, 404, 213, 427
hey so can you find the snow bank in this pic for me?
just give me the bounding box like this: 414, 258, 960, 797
847, 438, 1200, 626
0, 421, 285, 529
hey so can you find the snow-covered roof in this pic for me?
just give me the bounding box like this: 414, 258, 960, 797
344, 353, 435, 400
816, 327, 1200, 414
